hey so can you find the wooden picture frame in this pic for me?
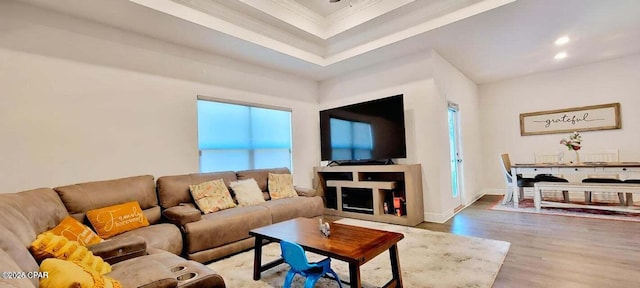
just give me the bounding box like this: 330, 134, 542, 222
520, 103, 621, 136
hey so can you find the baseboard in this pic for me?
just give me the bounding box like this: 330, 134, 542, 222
483, 188, 506, 195
424, 211, 453, 224
423, 192, 487, 223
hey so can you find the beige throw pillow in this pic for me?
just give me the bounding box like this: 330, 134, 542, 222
230, 178, 266, 207
189, 179, 236, 213
268, 173, 298, 200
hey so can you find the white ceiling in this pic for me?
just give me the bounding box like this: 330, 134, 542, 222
15, 0, 640, 84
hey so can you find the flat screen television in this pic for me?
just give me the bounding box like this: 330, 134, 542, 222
319, 95, 407, 164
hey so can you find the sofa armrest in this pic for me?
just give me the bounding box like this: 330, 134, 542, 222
162, 204, 202, 226
294, 186, 317, 197
88, 236, 147, 264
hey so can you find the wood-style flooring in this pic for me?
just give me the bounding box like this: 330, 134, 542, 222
418, 195, 640, 288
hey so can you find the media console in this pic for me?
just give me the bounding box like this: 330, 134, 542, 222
314, 164, 424, 226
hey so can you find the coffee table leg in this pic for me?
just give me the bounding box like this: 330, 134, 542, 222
389, 244, 403, 287
349, 262, 361, 288
253, 236, 263, 280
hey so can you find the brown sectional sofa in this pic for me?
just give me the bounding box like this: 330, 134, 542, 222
157, 167, 324, 263
0, 167, 323, 287
0, 177, 225, 288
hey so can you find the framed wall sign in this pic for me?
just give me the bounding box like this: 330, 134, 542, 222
520, 103, 621, 136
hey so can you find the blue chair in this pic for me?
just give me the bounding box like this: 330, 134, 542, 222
279, 240, 343, 288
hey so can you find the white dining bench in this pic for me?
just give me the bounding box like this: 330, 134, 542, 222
533, 182, 640, 213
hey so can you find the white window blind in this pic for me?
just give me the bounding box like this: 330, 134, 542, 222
197, 99, 292, 172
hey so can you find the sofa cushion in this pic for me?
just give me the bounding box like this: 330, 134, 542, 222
86, 201, 150, 239
110, 251, 225, 288
258, 196, 324, 223
162, 204, 202, 226
107, 258, 177, 288
157, 171, 238, 209
183, 205, 271, 254
109, 223, 183, 256
49, 216, 102, 246
268, 173, 298, 200
0, 226, 40, 286
0, 248, 36, 288
54, 175, 160, 224
0, 188, 69, 239
237, 167, 291, 192
230, 178, 266, 207
189, 179, 237, 213
39, 258, 120, 288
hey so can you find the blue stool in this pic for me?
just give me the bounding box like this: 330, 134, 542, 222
279, 240, 343, 288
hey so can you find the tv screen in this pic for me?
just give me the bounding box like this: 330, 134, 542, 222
319, 95, 407, 162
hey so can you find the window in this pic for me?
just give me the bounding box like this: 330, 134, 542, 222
329, 118, 373, 160
197, 98, 292, 172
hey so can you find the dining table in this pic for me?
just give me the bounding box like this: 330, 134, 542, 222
510, 161, 640, 207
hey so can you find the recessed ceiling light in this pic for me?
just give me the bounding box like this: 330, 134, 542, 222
555, 36, 570, 46
554, 52, 567, 60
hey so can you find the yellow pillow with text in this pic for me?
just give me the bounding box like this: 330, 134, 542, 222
86, 201, 149, 239
49, 216, 102, 246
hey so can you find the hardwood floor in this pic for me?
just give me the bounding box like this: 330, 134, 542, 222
417, 195, 640, 288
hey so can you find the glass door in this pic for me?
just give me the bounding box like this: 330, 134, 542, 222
448, 102, 463, 208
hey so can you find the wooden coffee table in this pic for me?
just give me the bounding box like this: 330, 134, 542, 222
249, 217, 404, 288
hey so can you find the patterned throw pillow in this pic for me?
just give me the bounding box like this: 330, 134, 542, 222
39, 258, 121, 288
86, 201, 150, 239
230, 178, 266, 207
268, 173, 298, 200
189, 179, 237, 213
49, 216, 102, 246
30, 232, 112, 274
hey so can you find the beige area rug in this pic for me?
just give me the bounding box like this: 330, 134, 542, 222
491, 197, 640, 222
207, 218, 510, 288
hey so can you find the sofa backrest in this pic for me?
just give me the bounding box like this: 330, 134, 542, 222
156, 171, 238, 209
0, 188, 68, 287
0, 248, 36, 288
237, 167, 291, 199
54, 175, 161, 225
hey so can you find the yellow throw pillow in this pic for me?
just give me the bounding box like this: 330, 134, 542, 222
189, 179, 237, 213
268, 173, 298, 200
30, 232, 111, 274
86, 201, 150, 239
49, 216, 102, 246
39, 258, 121, 288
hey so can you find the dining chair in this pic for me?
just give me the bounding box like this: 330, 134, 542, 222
623, 179, 639, 206
581, 150, 625, 205
534, 151, 562, 164
280, 240, 343, 288
500, 153, 569, 204
533, 151, 570, 201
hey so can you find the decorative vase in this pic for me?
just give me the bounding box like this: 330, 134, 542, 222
574, 150, 581, 164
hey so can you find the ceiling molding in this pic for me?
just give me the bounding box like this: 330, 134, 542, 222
133, 0, 515, 67
131, 0, 326, 65
324, 0, 414, 39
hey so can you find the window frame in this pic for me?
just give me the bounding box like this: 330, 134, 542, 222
196, 95, 293, 172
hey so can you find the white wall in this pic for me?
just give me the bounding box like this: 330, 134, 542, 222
0, 2, 319, 192
432, 50, 484, 215
319, 50, 483, 222
480, 54, 640, 193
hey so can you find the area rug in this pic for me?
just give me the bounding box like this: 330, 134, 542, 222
491, 197, 640, 222
207, 218, 510, 288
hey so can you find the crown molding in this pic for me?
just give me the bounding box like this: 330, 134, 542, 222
132, 0, 516, 67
